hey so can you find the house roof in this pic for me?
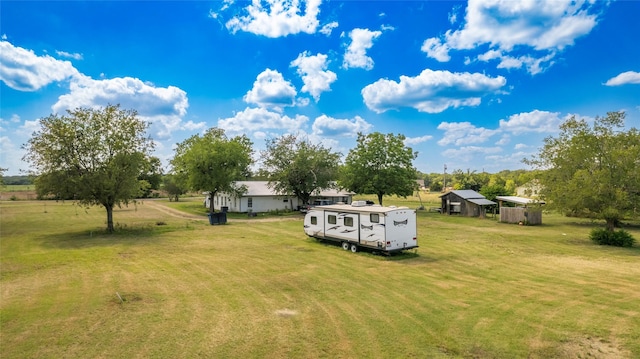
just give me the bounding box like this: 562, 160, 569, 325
233, 181, 354, 197
495, 196, 546, 205
235, 181, 276, 196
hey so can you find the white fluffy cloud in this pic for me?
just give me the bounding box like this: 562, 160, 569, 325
244, 69, 298, 110
290, 51, 337, 102
498, 110, 570, 135
226, 0, 321, 38
442, 145, 502, 162
437, 121, 499, 146
311, 114, 372, 137
1, 40, 194, 140
362, 69, 506, 114
477, 50, 557, 75
604, 71, 640, 86
218, 107, 308, 135
342, 28, 382, 70
404, 135, 433, 146
421, 38, 451, 62
423, 0, 601, 74
55, 50, 83, 60
52, 76, 190, 139
319, 21, 339, 36
0, 41, 80, 91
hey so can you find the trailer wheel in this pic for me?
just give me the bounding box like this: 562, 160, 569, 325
350, 244, 358, 253
341, 242, 350, 251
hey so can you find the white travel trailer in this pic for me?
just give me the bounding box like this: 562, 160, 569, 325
303, 201, 418, 253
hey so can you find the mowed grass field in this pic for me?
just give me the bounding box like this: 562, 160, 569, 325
1, 197, 639, 358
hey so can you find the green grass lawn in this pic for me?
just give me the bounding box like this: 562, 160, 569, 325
1, 199, 639, 358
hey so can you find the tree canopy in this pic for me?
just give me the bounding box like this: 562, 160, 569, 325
525, 111, 640, 231
170, 128, 253, 213
138, 156, 163, 198
339, 132, 417, 205
162, 174, 188, 202
23, 104, 155, 233
259, 134, 341, 206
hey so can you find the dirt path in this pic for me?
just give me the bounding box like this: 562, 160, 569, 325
144, 200, 206, 220
144, 200, 303, 223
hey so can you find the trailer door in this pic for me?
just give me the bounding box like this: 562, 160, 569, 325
359, 211, 385, 248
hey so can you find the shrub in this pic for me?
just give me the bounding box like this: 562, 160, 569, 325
590, 228, 635, 247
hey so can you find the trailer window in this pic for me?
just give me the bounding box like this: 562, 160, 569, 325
344, 217, 354, 227
370, 213, 379, 223
310, 216, 317, 225
328, 215, 336, 224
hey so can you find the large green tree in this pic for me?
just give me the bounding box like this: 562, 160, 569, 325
525, 111, 640, 231
162, 174, 188, 202
339, 132, 417, 205
23, 105, 155, 233
170, 128, 253, 214
138, 156, 163, 198
259, 134, 341, 206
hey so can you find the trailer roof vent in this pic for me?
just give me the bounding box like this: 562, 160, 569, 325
351, 200, 367, 207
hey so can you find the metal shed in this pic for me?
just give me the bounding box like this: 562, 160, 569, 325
439, 190, 496, 218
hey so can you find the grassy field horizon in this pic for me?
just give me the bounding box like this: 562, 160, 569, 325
1, 197, 639, 358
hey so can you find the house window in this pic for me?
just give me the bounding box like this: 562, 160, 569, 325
344, 217, 354, 227
370, 213, 379, 223
311, 216, 317, 225
328, 215, 336, 224
283, 199, 288, 203
248, 198, 253, 208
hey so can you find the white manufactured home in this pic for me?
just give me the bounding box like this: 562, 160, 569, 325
303, 201, 418, 253
204, 181, 354, 213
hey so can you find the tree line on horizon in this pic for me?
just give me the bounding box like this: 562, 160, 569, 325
12, 105, 639, 246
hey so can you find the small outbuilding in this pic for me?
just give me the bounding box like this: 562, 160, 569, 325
439, 190, 496, 218
496, 196, 545, 225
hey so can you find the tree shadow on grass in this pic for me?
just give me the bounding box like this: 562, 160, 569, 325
310, 238, 436, 262
34, 222, 191, 250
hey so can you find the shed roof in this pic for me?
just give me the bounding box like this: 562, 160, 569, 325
467, 198, 497, 206
440, 190, 485, 199
495, 196, 546, 205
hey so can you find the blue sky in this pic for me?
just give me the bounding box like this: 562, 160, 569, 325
1, 0, 639, 177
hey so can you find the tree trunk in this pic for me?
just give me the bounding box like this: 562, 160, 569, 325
605, 218, 616, 232
209, 191, 216, 214
377, 193, 384, 206
105, 204, 114, 233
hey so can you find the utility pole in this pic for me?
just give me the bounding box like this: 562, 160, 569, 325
443, 164, 447, 192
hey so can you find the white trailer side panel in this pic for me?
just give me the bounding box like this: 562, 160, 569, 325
324, 211, 359, 242
303, 209, 325, 238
